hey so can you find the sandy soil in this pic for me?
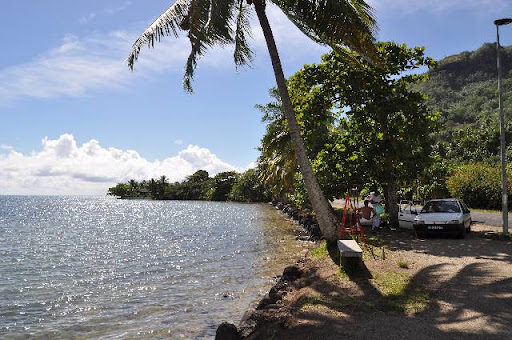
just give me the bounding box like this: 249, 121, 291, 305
243, 223, 512, 340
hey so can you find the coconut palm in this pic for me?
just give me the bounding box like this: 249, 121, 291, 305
128, 179, 139, 196
127, 0, 377, 240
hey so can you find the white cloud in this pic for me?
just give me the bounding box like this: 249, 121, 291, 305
79, 1, 132, 24
105, 1, 133, 15
0, 31, 192, 105
79, 13, 97, 24
0, 5, 328, 105
0, 134, 237, 195
174, 139, 184, 145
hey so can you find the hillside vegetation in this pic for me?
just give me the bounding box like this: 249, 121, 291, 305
412, 43, 512, 169
419, 43, 512, 128
412, 43, 512, 207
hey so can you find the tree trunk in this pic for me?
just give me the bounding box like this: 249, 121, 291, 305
385, 180, 399, 228
253, 0, 340, 240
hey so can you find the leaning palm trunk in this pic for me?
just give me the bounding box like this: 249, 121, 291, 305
253, 0, 339, 240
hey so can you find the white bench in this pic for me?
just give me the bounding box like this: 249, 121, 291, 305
337, 240, 363, 258
337, 240, 363, 274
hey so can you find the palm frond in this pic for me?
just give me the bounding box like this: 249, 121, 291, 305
271, 0, 378, 60
234, 0, 254, 66
128, 0, 192, 70
204, 0, 236, 42
129, 0, 241, 91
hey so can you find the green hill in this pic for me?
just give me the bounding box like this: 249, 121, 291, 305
415, 43, 512, 164
418, 43, 512, 127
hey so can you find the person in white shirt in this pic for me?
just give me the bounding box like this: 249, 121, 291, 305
367, 190, 383, 231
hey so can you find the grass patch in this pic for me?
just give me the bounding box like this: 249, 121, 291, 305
310, 240, 329, 259
366, 234, 386, 247
372, 272, 429, 313
298, 272, 429, 316
298, 293, 361, 314
397, 260, 409, 269
336, 267, 350, 281
362, 243, 387, 261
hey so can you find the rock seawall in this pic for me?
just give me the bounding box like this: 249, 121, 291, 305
215, 201, 320, 339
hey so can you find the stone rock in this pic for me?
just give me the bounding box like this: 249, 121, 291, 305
268, 286, 283, 302
256, 294, 273, 309
295, 235, 310, 241
282, 265, 301, 281
215, 322, 240, 340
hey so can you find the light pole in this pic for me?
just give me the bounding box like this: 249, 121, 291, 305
494, 18, 512, 236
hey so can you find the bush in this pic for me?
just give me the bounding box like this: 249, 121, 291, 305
228, 169, 269, 202
446, 163, 512, 209
288, 172, 311, 209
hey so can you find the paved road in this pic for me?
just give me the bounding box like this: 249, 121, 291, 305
471, 210, 512, 228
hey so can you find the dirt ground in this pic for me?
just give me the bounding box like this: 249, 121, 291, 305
244, 223, 512, 340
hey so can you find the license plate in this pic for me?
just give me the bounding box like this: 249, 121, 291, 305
428, 225, 444, 230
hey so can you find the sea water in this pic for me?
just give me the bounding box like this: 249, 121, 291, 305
0, 196, 307, 339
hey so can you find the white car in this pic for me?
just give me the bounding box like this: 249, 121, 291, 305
411, 198, 471, 238
398, 200, 420, 230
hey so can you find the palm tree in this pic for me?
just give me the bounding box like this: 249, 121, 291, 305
128, 179, 139, 196
127, 0, 377, 240
257, 92, 297, 199
149, 178, 158, 198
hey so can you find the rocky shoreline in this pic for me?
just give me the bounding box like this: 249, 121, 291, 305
214, 201, 322, 340
271, 200, 323, 241
216, 221, 512, 340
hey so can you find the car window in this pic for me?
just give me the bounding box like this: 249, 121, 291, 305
461, 201, 471, 214
421, 201, 461, 213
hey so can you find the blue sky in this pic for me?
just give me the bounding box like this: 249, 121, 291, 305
1, 0, 512, 194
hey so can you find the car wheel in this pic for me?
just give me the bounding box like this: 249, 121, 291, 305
466, 219, 471, 233
458, 225, 465, 239
415, 232, 426, 239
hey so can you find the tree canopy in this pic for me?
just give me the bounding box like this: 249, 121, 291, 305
257, 42, 440, 226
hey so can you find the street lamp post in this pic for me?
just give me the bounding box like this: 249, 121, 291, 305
494, 18, 512, 236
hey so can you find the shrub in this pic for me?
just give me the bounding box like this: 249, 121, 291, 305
446, 163, 512, 209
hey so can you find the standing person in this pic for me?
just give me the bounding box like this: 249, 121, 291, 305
367, 190, 383, 231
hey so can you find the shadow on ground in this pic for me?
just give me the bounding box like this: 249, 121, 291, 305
246, 226, 512, 340
371, 225, 512, 264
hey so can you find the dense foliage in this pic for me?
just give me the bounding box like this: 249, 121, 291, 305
413, 43, 512, 207
108, 169, 269, 202
446, 163, 512, 209
257, 42, 439, 225
416, 43, 512, 164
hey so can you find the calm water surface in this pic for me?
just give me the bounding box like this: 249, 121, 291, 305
0, 196, 308, 339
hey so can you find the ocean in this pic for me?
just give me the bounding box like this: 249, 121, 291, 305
0, 196, 306, 339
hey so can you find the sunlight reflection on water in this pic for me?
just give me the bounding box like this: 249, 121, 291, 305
0, 196, 307, 339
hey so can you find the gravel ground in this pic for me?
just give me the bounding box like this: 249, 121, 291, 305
245, 223, 512, 340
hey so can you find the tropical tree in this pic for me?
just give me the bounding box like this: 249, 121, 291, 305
149, 178, 158, 197
178, 170, 214, 199
128, 179, 139, 195
229, 168, 269, 202
127, 0, 377, 240
206, 171, 238, 201
257, 84, 334, 202
108, 183, 131, 198
293, 43, 439, 227
257, 89, 297, 200
157, 175, 169, 198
